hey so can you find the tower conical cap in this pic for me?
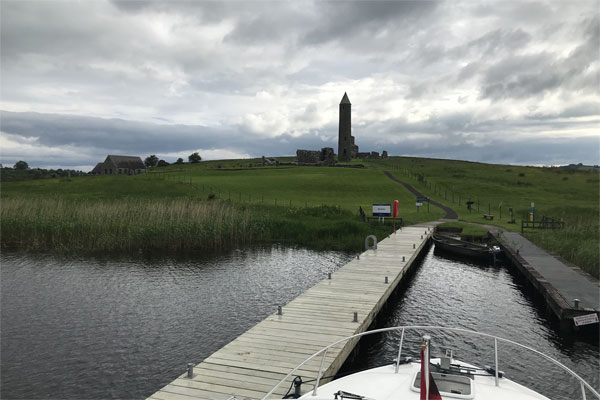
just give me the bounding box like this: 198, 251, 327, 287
340, 92, 351, 105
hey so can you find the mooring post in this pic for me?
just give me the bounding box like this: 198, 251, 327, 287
353, 312, 358, 322
277, 305, 283, 315
574, 299, 580, 309
413, 243, 415, 249
328, 273, 331, 280
187, 363, 194, 378
385, 276, 389, 284
402, 256, 405, 262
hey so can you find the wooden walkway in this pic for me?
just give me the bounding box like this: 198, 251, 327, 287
148, 223, 435, 400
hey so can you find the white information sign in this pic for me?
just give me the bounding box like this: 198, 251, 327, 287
573, 313, 599, 326
416, 202, 423, 207
372, 204, 391, 217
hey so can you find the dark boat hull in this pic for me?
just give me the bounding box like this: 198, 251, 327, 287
432, 234, 496, 260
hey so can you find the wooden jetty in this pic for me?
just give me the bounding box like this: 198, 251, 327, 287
148, 223, 436, 400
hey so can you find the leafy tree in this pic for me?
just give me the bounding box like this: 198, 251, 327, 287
175, 157, 184, 164
14, 160, 28, 170
157, 159, 170, 167
188, 152, 202, 163
144, 155, 158, 168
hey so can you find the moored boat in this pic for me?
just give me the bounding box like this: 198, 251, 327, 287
432, 233, 501, 261
262, 326, 599, 400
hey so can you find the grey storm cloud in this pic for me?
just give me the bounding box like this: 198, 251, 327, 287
480, 16, 600, 101
300, 1, 438, 46
0, 0, 598, 170
2, 109, 598, 170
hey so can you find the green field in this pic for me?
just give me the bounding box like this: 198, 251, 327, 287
365, 157, 599, 277
1, 156, 598, 277
0, 164, 442, 253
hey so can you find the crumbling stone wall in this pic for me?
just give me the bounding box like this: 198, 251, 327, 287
356, 151, 383, 159
297, 147, 335, 166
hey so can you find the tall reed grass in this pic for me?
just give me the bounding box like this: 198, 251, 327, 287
525, 207, 599, 279
1, 198, 266, 253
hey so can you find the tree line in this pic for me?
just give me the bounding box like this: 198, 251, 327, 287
144, 152, 202, 168
1, 160, 86, 182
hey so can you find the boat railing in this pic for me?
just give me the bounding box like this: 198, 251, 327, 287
261, 325, 599, 400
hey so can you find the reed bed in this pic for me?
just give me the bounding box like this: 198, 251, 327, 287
1, 197, 265, 253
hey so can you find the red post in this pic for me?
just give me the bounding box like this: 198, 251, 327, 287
393, 200, 399, 232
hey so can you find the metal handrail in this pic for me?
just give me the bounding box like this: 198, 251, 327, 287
261, 325, 599, 400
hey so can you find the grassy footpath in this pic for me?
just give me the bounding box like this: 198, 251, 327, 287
366, 157, 599, 278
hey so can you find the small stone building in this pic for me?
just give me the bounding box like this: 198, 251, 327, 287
95, 155, 146, 175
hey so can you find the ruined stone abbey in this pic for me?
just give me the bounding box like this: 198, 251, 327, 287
296, 92, 387, 165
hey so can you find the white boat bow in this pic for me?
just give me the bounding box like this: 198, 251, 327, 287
261, 326, 599, 400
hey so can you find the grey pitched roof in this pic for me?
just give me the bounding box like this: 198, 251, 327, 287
340, 92, 351, 105
90, 163, 103, 174
105, 155, 146, 170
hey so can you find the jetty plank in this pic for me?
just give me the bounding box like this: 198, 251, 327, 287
148, 223, 435, 399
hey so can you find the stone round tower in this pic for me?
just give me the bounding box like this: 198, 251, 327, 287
338, 92, 352, 162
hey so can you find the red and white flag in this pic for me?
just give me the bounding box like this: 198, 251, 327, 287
420, 345, 442, 400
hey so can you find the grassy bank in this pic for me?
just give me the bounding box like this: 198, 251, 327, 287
1, 166, 443, 253
0, 197, 394, 254
1, 198, 261, 253
436, 222, 489, 242
367, 157, 599, 278
2, 157, 597, 278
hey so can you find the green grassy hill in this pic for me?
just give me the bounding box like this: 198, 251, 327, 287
365, 157, 599, 277
2, 156, 598, 277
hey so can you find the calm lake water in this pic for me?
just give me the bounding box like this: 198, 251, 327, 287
1, 245, 598, 399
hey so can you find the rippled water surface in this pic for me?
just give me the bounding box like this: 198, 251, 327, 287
1, 247, 354, 399
341, 246, 599, 400
1, 245, 598, 399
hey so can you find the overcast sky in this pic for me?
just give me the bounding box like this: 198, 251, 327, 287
1, 1, 598, 171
